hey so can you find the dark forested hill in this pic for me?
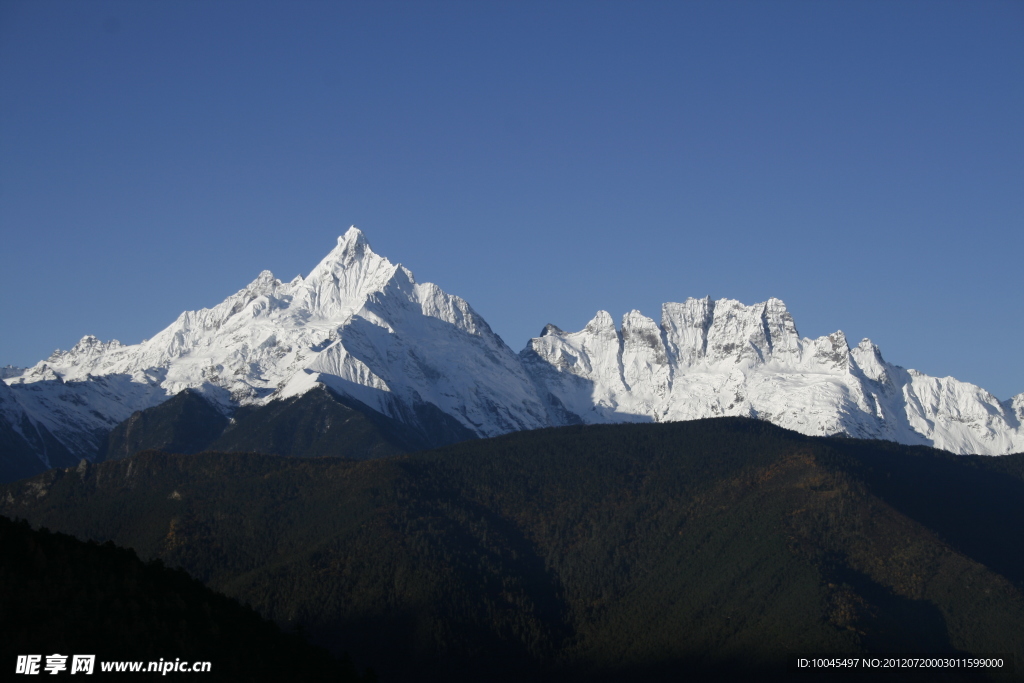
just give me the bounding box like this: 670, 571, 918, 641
3, 418, 1022, 682
0, 515, 366, 682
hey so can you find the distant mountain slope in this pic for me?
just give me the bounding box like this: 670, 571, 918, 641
4, 419, 1022, 682
3, 227, 1021, 482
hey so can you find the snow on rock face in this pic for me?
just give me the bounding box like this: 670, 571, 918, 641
0, 366, 24, 380
900, 372, 1021, 455
523, 297, 1024, 455
1011, 394, 1024, 423
621, 310, 670, 407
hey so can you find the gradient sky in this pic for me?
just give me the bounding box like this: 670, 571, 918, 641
1, 0, 1022, 400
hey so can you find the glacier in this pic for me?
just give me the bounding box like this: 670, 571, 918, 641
2, 227, 1022, 474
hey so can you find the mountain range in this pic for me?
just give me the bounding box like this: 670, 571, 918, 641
2, 227, 1021, 482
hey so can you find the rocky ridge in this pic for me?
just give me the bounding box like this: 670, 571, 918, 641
522, 298, 1023, 455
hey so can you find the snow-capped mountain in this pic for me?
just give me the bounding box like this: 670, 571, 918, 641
2, 228, 550, 470
2, 227, 1022, 479
522, 298, 1024, 455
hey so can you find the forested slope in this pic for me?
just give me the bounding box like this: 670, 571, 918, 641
4, 418, 1022, 681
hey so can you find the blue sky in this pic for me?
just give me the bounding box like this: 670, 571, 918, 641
1, 0, 1022, 399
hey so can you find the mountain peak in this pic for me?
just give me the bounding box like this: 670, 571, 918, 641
68, 335, 124, 355
336, 226, 368, 256
297, 228, 397, 310
585, 310, 616, 332
307, 226, 378, 276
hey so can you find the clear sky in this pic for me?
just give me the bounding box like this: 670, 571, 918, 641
1, 0, 1022, 400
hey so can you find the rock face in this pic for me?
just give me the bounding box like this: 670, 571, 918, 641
2, 228, 1022, 480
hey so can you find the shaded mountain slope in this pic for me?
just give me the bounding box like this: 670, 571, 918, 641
0, 378, 78, 481
95, 384, 473, 464
3, 419, 1022, 681
99, 388, 230, 460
